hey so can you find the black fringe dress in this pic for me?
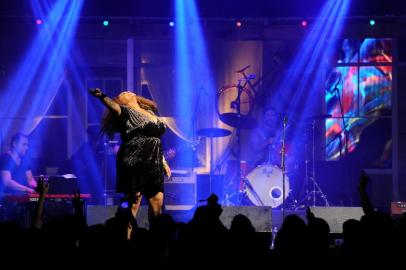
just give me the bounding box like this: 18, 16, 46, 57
115, 105, 166, 198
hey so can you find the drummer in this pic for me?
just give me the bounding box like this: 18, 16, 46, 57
248, 106, 282, 166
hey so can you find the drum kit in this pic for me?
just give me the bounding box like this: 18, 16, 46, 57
196, 66, 286, 208
197, 66, 330, 209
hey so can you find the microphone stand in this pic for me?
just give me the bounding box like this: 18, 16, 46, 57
235, 79, 244, 204
331, 78, 348, 153
233, 77, 264, 205
281, 116, 287, 220
189, 85, 204, 174
330, 77, 351, 203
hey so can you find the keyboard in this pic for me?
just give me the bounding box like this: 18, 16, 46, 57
4, 193, 91, 203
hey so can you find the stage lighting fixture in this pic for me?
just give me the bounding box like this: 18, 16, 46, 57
301, 20, 308, 27
369, 19, 376, 26
236, 20, 242, 28
35, 19, 43, 25
103, 20, 109, 26
169, 21, 175, 27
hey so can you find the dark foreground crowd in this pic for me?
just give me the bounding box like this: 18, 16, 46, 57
0, 173, 405, 267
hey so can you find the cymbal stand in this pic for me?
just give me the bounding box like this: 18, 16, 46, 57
189, 85, 204, 173
298, 120, 330, 208
310, 120, 330, 206
209, 136, 214, 194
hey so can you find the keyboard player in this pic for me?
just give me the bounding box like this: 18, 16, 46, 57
0, 133, 37, 196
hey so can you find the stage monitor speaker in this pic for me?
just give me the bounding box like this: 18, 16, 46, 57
310, 207, 364, 233
164, 172, 196, 210
86, 205, 150, 228
220, 206, 272, 232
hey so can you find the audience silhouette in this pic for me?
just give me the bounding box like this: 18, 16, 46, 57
0, 172, 405, 265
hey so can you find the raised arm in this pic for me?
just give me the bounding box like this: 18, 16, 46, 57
358, 172, 375, 215
32, 176, 49, 229
89, 88, 122, 115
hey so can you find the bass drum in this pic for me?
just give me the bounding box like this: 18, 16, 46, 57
245, 164, 290, 207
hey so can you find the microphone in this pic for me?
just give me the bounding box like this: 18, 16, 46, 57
88, 88, 99, 94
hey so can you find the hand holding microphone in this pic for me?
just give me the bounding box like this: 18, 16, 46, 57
89, 88, 107, 99
89, 88, 102, 96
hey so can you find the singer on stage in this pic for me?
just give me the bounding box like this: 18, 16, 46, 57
89, 88, 171, 220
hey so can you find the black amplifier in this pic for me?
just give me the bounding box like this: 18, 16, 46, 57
164, 170, 196, 210
35, 174, 79, 194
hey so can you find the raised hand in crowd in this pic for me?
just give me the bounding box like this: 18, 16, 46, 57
32, 176, 49, 229
72, 189, 84, 218
358, 172, 374, 215
306, 207, 315, 222
35, 175, 49, 196
358, 172, 369, 192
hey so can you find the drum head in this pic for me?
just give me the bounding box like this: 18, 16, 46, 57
245, 165, 290, 207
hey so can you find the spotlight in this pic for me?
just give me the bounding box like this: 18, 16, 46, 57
35, 19, 43, 25
235, 20, 242, 28
301, 20, 308, 27
169, 21, 175, 27
102, 20, 109, 27
369, 19, 376, 26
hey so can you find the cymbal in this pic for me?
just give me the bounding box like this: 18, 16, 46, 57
196, 127, 232, 138
219, 113, 258, 129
